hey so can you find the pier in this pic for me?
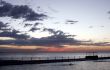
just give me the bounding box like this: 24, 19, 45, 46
0, 55, 110, 66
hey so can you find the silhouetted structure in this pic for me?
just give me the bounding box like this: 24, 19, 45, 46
85, 52, 98, 60
0, 55, 110, 66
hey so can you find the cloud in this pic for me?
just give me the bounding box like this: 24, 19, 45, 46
80, 41, 110, 46
93, 42, 110, 46
29, 34, 78, 46
65, 20, 78, 24
0, 1, 47, 21
0, 35, 79, 46
0, 1, 79, 48
0, 36, 110, 47
0, 21, 29, 39
0, 21, 10, 31
0, 1, 47, 39
0, 29, 29, 40
43, 28, 57, 34
88, 26, 93, 28
0, 27, 80, 47
0, 1, 109, 50
24, 23, 33, 27
29, 27, 40, 32
42, 28, 74, 37
0, 21, 8, 28
0, 27, 79, 46
34, 22, 42, 27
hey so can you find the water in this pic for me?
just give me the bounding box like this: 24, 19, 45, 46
0, 53, 87, 60
0, 52, 110, 70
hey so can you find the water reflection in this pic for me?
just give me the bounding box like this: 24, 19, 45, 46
0, 61, 110, 70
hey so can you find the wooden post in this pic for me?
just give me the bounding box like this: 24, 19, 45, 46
101, 55, 102, 58
11, 57, 13, 60
22, 57, 23, 60
62, 56, 63, 60
47, 57, 49, 60
68, 56, 69, 59
38, 57, 41, 60
93, 52, 95, 56
74, 56, 75, 60
79, 56, 80, 59
68, 56, 69, 61
30, 57, 32, 60
55, 57, 56, 60
86, 52, 87, 56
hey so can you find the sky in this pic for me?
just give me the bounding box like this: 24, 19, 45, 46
0, 0, 110, 52
3, 0, 110, 42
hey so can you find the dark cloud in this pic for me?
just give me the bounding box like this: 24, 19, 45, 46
29, 27, 40, 32
40, 34, 78, 46
42, 28, 73, 36
0, 21, 29, 39
31, 28, 78, 46
24, 23, 33, 27
93, 42, 110, 46
0, 1, 47, 21
0, 26, 80, 46
24, 22, 42, 28
0, 26, 110, 47
0, 39, 30, 46
0, 21, 8, 28
0, 21, 10, 31
65, 20, 78, 24
0, 26, 78, 46
0, 30, 29, 39
0, 36, 110, 47
0, 1, 109, 49
0, 1, 47, 39
0, 34, 79, 46
34, 22, 42, 27
43, 28, 56, 34
0, 1, 79, 47
80, 41, 110, 46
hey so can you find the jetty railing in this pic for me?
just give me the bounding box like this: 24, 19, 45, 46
0, 54, 110, 66
0, 54, 110, 61
0, 56, 81, 60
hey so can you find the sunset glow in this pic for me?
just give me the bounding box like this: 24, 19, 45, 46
0, 45, 110, 53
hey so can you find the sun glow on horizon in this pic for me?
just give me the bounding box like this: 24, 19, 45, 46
0, 45, 110, 52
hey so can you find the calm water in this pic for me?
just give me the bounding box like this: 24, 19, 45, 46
0, 53, 110, 70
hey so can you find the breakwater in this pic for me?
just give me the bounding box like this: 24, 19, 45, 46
0, 55, 110, 66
